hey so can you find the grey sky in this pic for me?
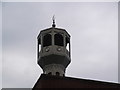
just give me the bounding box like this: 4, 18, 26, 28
2, 2, 118, 88
118, 2, 120, 83
0, 2, 2, 90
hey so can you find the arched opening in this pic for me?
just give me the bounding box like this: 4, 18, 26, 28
37, 38, 41, 58
43, 34, 52, 47
38, 38, 41, 52
56, 72, 60, 76
65, 36, 70, 57
66, 36, 70, 52
54, 33, 64, 46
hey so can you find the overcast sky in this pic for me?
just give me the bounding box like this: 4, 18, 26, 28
2, 2, 118, 88
0, 2, 2, 89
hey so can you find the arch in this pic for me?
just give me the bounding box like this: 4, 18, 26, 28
38, 38, 41, 53
65, 36, 70, 46
54, 33, 64, 46
65, 36, 70, 51
56, 72, 60, 76
43, 34, 52, 47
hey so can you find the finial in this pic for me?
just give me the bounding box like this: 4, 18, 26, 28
52, 15, 56, 27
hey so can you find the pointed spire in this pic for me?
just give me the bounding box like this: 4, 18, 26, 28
52, 15, 56, 28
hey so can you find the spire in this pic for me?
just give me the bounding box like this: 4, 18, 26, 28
52, 15, 56, 28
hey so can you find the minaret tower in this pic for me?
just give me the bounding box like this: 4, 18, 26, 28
37, 17, 71, 76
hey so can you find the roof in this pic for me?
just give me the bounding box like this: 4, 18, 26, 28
37, 27, 71, 39
33, 74, 120, 88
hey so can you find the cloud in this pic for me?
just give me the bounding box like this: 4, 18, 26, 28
3, 47, 42, 88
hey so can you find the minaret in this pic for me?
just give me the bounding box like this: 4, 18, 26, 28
37, 17, 71, 76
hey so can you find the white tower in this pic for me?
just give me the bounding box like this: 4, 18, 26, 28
37, 17, 71, 76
